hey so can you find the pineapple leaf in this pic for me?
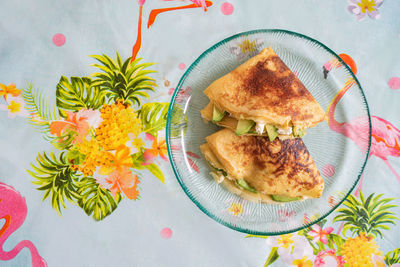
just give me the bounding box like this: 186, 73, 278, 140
385, 248, 400, 266
76, 177, 122, 221
138, 102, 169, 136
28, 151, 81, 215
90, 53, 156, 106
371, 211, 398, 222
21, 83, 59, 132
372, 229, 383, 239
334, 191, 398, 238
56, 76, 106, 117
327, 234, 344, 251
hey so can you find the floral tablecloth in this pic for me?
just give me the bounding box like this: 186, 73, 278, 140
1, 0, 400, 266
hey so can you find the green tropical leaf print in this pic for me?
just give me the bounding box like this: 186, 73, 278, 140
28, 151, 81, 215
326, 233, 345, 252
131, 151, 164, 183
333, 191, 398, 238
56, 76, 106, 117
90, 53, 157, 106
138, 102, 169, 136
21, 83, 59, 133
169, 103, 188, 137
263, 247, 279, 267
143, 163, 165, 183
77, 177, 122, 221
131, 151, 146, 170
385, 248, 400, 266
49, 128, 77, 151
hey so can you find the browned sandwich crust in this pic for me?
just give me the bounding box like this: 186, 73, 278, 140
203, 47, 326, 130
202, 128, 324, 199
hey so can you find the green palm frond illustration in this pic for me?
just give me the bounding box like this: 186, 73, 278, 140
138, 102, 169, 136
90, 53, 156, 106
333, 191, 398, 238
77, 177, 122, 221
28, 152, 81, 215
21, 83, 59, 132
385, 248, 400, 266
56, 76, 106, 117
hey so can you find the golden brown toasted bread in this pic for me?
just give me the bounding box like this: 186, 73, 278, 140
202, 47, 326, 137
200, 128, 324, 201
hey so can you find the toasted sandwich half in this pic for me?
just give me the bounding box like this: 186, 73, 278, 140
200, 128, 324, 203
201, 47, 326, 140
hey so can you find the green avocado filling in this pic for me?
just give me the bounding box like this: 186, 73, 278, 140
211, 104, 305, 138
293, 125, 305, 137
265, 125, 278, 141
271, 195, 300, 202
234, 120, 304, 139
212, 105, 226, 122
235, 119, 255, 135
236, 179, 257, 193
208, 162, 300, 201
213, 167, 227, 177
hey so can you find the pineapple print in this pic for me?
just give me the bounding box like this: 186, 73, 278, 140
334, 192, 397, 266
341, 233, 382, 266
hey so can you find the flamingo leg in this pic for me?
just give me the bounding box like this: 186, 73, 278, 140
354, 173, 364, 197
0, 215, 47, 267
354, 153, 372, 197
383, 158, 400, 183
0, 215, 10, 239
147, 1, 213, 28
131, 5, 143, 62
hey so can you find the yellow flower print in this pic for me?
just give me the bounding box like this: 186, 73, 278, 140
276, 234, 294, 249
131, 137, 145, 150
348, 0, 383, 21
0, 96, 29, 118
228, 203, 242, 215
8, 100, 21, 113
230, 38, 264, 61
357, 0, 376, 13
0, 83, 21, 100
239, 39, 257, 54
292, 256, 313, 267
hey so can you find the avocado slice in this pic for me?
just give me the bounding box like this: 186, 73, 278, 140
271, 195, 300, 202
235, 119, 255, 135
236, 179, 257, 193
212, 105, 226, 122
265, 125, 278, 141
293, 126, 305, 137
213, 167, 227, 177
296, 129, 305, 138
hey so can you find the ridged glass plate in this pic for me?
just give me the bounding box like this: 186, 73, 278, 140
166, 29, 371, 235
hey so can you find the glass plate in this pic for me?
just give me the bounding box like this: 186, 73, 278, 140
166, 29, 371, 235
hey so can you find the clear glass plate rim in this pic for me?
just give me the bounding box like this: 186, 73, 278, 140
166, 28, 372, 235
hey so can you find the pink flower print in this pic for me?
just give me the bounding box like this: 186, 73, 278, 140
347, 0, 384, 21
308, 224, 333, 244
278, 209, 296, 222
314, 249, 345, 267
176, 86, 192, 103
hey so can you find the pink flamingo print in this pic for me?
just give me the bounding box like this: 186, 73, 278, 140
131, 0, 213, 61
327, 77, 400, 195
0, 183, 47, 267
323, 53, 358, 79
147, 0, 213, 28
